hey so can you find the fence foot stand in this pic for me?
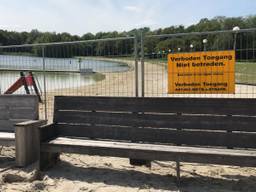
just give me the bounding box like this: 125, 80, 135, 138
176, 160, 181, 187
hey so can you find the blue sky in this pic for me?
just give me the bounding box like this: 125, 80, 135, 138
0, 0, 255, 35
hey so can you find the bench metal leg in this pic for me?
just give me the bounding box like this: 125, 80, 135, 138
176, 161, 181, 187
39, 151, 60, 171
0, 146, 4, 155
129, 159, 151, 168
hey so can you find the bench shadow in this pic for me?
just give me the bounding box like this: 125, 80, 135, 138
44, 161, 177, 190
0, 156, 15, 168
0, 156, 15, 170
42, 161, 256, 191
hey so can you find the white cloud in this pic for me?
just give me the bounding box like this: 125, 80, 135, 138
124, 6, 142, 13
0, 0, 254, 36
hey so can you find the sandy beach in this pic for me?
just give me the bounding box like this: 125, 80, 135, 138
40, 59, 256, 119
1, 60, 256, 192
1, 148, 256, 192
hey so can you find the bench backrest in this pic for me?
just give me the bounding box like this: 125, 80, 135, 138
0, 95, 39, 132
53, 96, 256, 149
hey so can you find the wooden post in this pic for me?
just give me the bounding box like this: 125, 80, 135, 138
15, 120, 46, 167
176, 112, 182, 186
39, 152, 60, 171
20, 72, 30, 95
38, 124, 60, 171
29, 71, 43, 103
227, 114, 233, 149
129, 112, 151, 168
176, 160, 181, 187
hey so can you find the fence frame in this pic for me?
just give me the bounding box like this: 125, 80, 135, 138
1, 28, 256, 118
0, 36, 137, 120
141, 27, 256, 97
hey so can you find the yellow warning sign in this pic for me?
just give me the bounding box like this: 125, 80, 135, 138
168, 50, 235, 94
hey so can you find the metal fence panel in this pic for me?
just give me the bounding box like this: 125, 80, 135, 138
143, 29, 256, 98
1, 29, 256, 121
0, 37, 137, 120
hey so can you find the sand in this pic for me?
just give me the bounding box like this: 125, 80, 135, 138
1, 148, 256, 192
40, 59, 256, 120
1, 59, 256, 192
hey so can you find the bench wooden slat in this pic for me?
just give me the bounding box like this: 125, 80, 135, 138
41, 137, 256, 167
9, 108, 38, 120
0, 132, 15, 140
0, 95, 38, 107
0, 120, 14, 132
55, 111, 256, 132
56, 124, 256, 148
55, 96, 256, 115
0, 109, 9, 119
0, 95, 39, 132
0, 95, 38, 120
0, 107, 38, 120
0, 119, 38, 132
0, 132, 15, 146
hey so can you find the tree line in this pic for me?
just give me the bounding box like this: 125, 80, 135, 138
0, 16, 256, 60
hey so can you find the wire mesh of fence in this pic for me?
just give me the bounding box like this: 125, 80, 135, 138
0, 29, 256, 120
0, 37, 137, 120
142, 28, 256, 98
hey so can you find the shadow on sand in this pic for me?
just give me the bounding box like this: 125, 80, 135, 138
41, 161, 256, 192
0, 156, 15, 169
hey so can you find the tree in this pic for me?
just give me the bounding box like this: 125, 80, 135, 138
0, 15, 255, 59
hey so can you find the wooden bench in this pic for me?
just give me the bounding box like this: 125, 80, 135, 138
0, 95, 46, 166
38, 96, 256, 183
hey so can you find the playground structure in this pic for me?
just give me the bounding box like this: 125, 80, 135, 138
4, 71, 43, 103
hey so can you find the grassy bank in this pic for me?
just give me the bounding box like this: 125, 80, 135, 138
145, 60, 256, 85
100, 57, 256, 85
236, 62, 256, 85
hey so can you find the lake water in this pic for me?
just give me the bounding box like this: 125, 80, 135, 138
0, 55, 129, 93
0, 55, 129, 72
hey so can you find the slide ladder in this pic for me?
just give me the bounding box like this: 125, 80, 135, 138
4, 71, 43, 103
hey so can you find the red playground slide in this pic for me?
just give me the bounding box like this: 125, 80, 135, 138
4, 71, 42, 103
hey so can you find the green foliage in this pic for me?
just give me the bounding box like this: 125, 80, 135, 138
0, 15, 255, 59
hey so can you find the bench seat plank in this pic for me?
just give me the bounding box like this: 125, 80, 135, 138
41, 137, 256, 167
0, 132, 15, 146
0, 132, 15, 140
